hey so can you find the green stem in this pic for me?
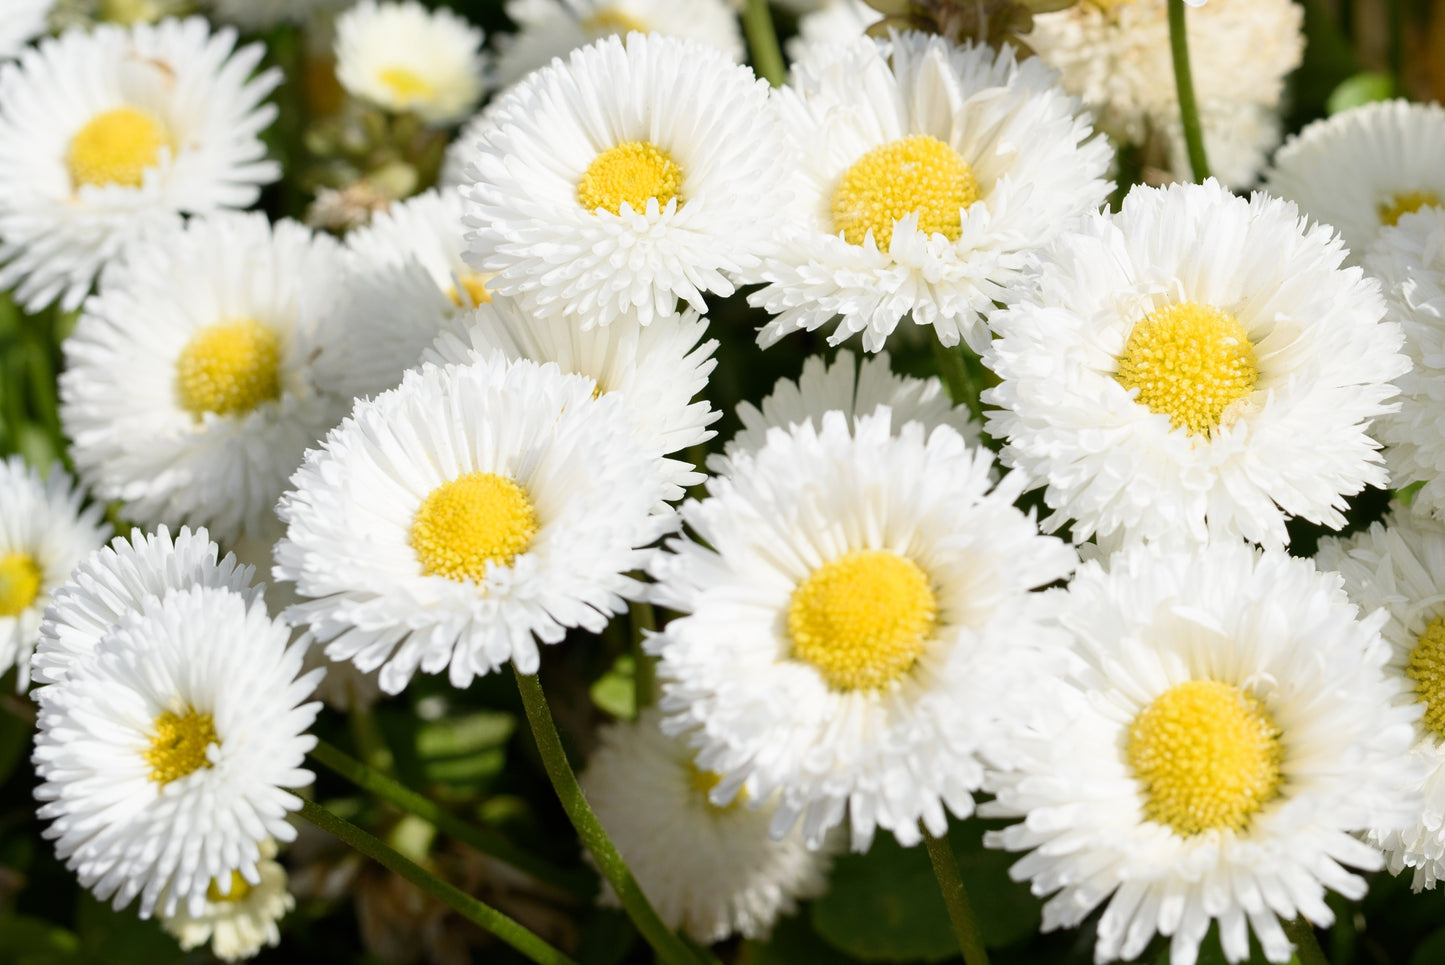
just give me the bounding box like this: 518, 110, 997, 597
923, 831, 991, 965
298, 799, 578, 965
513, 667, 712, 965
630, 600, 657, 712
1167, 0, 1210, 182
1283, 917, 1332, 965
930, 336, 984, 424
742, 0, 786, 87
308, 739, 593, 899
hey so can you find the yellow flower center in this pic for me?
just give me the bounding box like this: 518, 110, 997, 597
446, 272, 492, 308
66, 106, 170, 190
144, 708, 219, 785
410, 471, 539, 581
686, 762, 747, 812
577, 141, 683, 216
1407, 616, 1445, 742
831, 134, 978, 251
0, 552, 43, 617
1115, 301, 1258, 436
582, 8, 648, 33
1127, 679, 1284, 837
206, 870, 253, 904
787, 549, 937, 692
175, 319, 283, 419
378, 66, 434, 105
1379, 190, 1443, 227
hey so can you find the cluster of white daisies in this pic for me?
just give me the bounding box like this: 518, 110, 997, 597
3, 1, 1445, 964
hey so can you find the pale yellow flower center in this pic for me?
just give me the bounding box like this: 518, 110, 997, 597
144, 708, 219, 785
0, 552, 42, 617
67, 106, 169, 189
1379, 190, 1443, 227
686, 762, 747, 813
378, 66, 434, 104
1115, 301, 1258, 436
1127, 679, 1284, 836
832, 134, 978, 251
410, 472, 539, 581
1407, 616, 1445, 742
787, 549, 937, 692
446, 272, 492, 308
175, 319, 282, 419
582, 8, 648, 34
207, 870, 253, 904
577, 141, 683, 216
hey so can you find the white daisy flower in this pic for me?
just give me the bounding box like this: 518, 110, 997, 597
983, 179, 1408, 552
1026, 0, 1301, 189
312, 188, 486, 403
0, 17, 281, 312
0, 0, 51, 60
273, 354, 675, 694
32, 583, 322, 918
649, 409, 1077, 851
1364, 206, 1445, 515
0, 457, 109, 691
1265, 100, 1445, 259
716, 349, 977, 468
334, 0, 486, 125
1315, 507, 1445, 890
438, 108, 495, 191
750, 32, 1112, 354
579, 708, 833, 943
786, 0, 881, 64
60, 212, 353, 545
494, 0, 744, 88
31, 526, 255, 693
983, 543, 1421, 965
427, 298, 718, 500
228, 527, 386, 713
159, 838, 293, 962
461, 32, 786, 329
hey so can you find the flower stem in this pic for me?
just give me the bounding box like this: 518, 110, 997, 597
743, 0, 786, 87
1167, 0, 1210, 182
630, 600, 657, 711
513, 667, 713, 965
923, 831, 991, 965
1284, 917, 1332, 965
309, 738, 593, 899
930, 336, 985, 424
298, 798, 579, 965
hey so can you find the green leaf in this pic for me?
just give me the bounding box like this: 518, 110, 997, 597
811, 832, 956, 962
1411, 928, 1445, 965
589, 654, 636, 720
0, 914, 82, 965
414, 710, 515, 784
809, 821, 1042, 961
954, 844, 1041, 949
74, 893, 186, 965
1397, 479, 1428, 507
738, 912, 853, 965
1326, 72, 1398, 115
